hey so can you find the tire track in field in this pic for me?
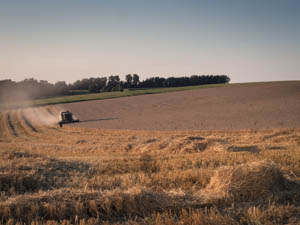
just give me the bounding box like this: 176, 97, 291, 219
45, 106, 58, 117
10, 110, 30, 138
6, 112, 18, 137
39, 107, 61, 131
25, 107, 62, 139
0, 113, 7, 139
31, 108, 44, 127
20, 110, 38, 133
26, 107, 47, 131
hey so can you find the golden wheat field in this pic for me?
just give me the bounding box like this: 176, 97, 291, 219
1, 104, 300, 225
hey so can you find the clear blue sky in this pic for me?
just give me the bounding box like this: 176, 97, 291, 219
1, 0, 299, 83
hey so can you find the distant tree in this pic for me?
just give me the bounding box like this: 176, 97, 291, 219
94, 77, 107, 92
106, 75, 120, 91
139, 74, 230, 88
0, 79, 16, 102
125, 74, 133, 88
111, 84, 123, 92
120, 81, 125, 90
88, 83, 97, 93
72, 80, 82, 90
165, 77, 176, 87
132, 74, 140, 88
54, 81, 69, 95
0, 74, 230, 104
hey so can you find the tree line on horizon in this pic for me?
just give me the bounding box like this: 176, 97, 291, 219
0, 74, 230, 102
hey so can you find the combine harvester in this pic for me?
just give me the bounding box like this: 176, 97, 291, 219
58, 111, 80, 127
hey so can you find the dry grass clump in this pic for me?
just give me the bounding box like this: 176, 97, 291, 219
126, 135, 211, 154
173, 136, 207, 153
1, 151, 39, 160
0, 150, 90, 197
0, 151, 43, 195
0, 187, 199, 223
0, 172, 40, 197
163, 136, 232, 154
138, 154, 160, 174
201, 160, 294, 203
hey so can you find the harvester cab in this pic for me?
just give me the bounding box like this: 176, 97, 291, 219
58, 110, 80, 127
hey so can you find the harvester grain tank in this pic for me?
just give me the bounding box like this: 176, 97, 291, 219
58, 110, 80, 127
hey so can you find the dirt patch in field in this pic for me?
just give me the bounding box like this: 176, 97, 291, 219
59, 81, 300, 130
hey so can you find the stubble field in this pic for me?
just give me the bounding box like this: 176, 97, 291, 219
0, 81, 300, 224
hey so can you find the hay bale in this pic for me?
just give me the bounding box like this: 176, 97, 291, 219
202, 160, 289, 202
